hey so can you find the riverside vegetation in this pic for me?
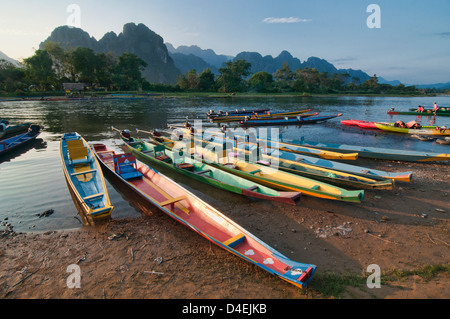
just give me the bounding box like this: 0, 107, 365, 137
0, 43, 441, 97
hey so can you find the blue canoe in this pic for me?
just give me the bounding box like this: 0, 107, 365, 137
240, 114, 342, 126
60, 132, 114, 224
0, 125, 41, 156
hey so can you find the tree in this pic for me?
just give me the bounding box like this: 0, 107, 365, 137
248, 71, 274, 92
177, 69, 200, 91
23, 50, 57, 91
71, 47, 98, 85
0, 59, 26, 92
42, 41, 69, 82
112, 52, 147, 91
216, 59, 251, 92
198, 68, 216, 91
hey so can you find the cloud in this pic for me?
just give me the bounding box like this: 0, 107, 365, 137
332, 56, 359, 64
435, 32, 450, 38
262, 17, 311, 24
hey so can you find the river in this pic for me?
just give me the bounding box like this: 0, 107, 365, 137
1, 95, 449, 232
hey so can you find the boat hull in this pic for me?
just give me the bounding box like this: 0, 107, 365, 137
93, 143, 316, 289
60, 133, 113, 225
375, 123, 450, 136
0, 126, 41, 156
293, 137, 450, 163
121, 137, 301, 205
388, 110, 450, 117
240, 114, 342, 126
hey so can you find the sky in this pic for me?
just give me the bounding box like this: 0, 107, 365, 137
1, 0, 449, 85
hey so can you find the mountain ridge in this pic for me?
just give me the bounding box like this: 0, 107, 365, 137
39, 23, 180, 84
4, 22, 443, 88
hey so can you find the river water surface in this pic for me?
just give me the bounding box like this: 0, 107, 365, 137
1, 95, 449, 232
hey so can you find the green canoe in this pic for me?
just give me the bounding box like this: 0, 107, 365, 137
118, 133, 301, 205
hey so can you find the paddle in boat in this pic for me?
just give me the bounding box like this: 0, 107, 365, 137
0, 124, 41, 157
114, 128, 302, 205
92, 143, 316, 289
60, 132, 114, 225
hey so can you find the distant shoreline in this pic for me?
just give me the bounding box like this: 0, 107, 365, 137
0, 91, 443, 100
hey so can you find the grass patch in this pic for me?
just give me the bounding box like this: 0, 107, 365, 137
307, 264, 449, 298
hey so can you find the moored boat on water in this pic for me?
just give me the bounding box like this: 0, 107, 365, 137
92, 143, 316, 289
207, 108, 270, 117
205, 138, 394, 190
291, 137, 450, 162
0, 121, 33, 140
387, 108, 450, 117
60, 132, 114, 225
375, 123, 450, 136
210, 109, 314, 123
239, 114, 343, 126
168, 126, 358, 160
145, 134, 365, 202
0, 124, 41, 156
115, 129, 302, 205
163, 126, 413, 180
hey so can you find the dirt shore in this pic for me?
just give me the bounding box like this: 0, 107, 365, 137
0, 158, 449, 300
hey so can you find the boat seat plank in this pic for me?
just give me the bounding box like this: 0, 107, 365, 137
141, 178, 190, 215
83, 193, 104, 201
195, 169, 211, 175
71, 169, 97, 176
223, 233, 245, 248
311, 185, 320, 190
159, 195, 187, 207
249, 169, 261, 174
247, 185, 259, 191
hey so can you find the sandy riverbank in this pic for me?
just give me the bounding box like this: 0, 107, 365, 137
0, 159, 449, 299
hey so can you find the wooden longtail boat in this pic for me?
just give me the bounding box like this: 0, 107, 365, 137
0, 121, 33, 140
162, 127, 412, 181
207, 108, 270, 117
387, 109, 450, 117
342, 119, 437, 130
151, 136, 365, 202
292, 137, 450, 162
60, 133, 114, 225
0, 125, 41, 156
93, 143, 316, 289
210, 109, 314, 123
240, 114, 342, 126
207, 156, 365, 203
374, 123, 450, 136
116, 130, 301, 205
166, 132, 393, 190
408, 107, 450, 112
169, 126, 357, 160
341, 119, 386, 129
